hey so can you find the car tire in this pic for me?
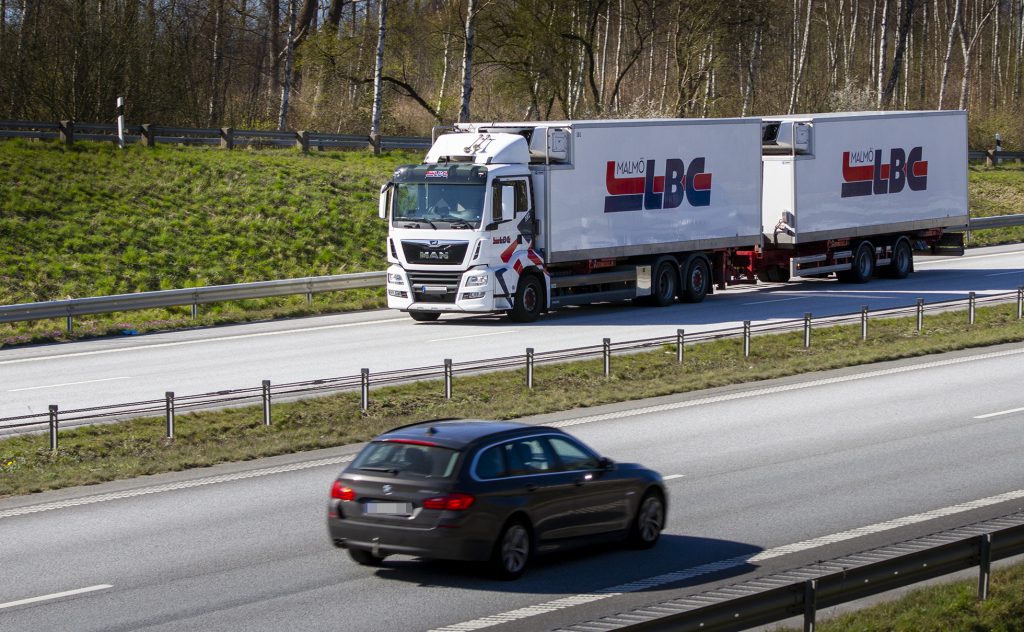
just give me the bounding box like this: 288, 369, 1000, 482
627, 491, 664, 549
508, 275, 543, 323
348, 548, 386, 566
489, 519, 531, 580
681, 257, 710, 303
409, 311, 440, 322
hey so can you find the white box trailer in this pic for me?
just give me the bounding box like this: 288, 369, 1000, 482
755, 111, 968, 281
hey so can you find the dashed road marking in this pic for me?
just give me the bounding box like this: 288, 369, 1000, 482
975, 406, 1024, 420
0, 584, 113, 610
8, 377, 131, 392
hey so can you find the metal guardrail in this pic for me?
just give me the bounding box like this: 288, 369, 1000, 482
557, 512, 1024, 632
2, 287, 1022, 441
0, 271, 386, 329
968, 213, 1024, 230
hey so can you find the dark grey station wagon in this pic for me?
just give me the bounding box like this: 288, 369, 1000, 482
327, 419, 666, 579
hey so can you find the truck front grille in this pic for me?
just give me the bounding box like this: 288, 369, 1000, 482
407, 271, 463, 303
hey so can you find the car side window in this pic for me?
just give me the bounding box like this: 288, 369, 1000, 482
475, 444, 507, 479
504, 439, 552, 476
547, 436, 600, 471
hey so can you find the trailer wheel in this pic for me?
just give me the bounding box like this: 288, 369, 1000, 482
681, 257, 710, 303
508, 275, 543, 323
838, 242, 875, 284
408, 311, 441, 322
882, 239, 912, 279
652, 261, 678, 306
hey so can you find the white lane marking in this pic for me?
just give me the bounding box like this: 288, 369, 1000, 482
975, 406, 1024, 420
427, 330, 516, 343
0, 318, 406, 367
985, 270, 1024, 277
548, 346, 1024, 430
430, 487, 1024, 631
742, 297, 805, 305
8, 377, 131, 392
662, 474, 685, 481
0, 455, 354, 520
0, 584, 113, 610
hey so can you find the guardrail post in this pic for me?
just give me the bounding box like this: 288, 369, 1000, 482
220, 127, 234, 150
969, 291, 976, 325
262, 380, 272, 426
743, 321, 751, 357
978, 533, 992, 600
803, 579, 817, 632
165, 392, 175, 439
48, 405, 59, 452
916, 298, 924, 332
66, 313, 73, 334
360, 368, 369, 412
191, 292, 199, 320
803, 313, 812, 349
59, 120, 74, 145
444, 359, 453, 399
603, 338, 611, 377
526, 348, 534, 390
296, 130, 310, 153
140, 123, 156, 147
676, 329, 685, 364
861, 305, 868, 341
1018, 286, 1023, 320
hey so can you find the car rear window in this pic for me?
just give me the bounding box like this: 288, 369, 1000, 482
351, 441, 460, 479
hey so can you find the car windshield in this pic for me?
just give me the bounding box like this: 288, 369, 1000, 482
351, 441, 461, 479
393, 183, 485, 230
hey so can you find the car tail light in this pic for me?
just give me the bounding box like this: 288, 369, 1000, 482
422, 492, 475, 511
331, 481, 355, 501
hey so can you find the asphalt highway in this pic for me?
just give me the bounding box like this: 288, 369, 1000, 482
2, 344, 1023, 631
2, 244, 1023, 423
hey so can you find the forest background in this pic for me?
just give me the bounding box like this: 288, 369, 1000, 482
1, 0, 1021, 149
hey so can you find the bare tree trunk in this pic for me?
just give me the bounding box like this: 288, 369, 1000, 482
742, 25, 762, 116
788, 0, 813, 113
277, 0, 296, 130
600, 5, 611, 103
876, 0, 891, 106
457, 0, 476, 122
436, 28, 452, 115
270, 0, 281, 99
208, 0, 225, 126
613, 0, 624, 111
1016, 0, 1024, 97
883, 0, 917, 106
370, 0, 388, 146
957, 0, 999, 109
938, 0, 962, 108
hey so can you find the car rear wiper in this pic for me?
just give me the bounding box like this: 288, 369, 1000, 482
358, 466, 400, 474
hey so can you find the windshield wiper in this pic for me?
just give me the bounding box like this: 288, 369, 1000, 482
437, 216, 475, 229
395, 216, 438, 230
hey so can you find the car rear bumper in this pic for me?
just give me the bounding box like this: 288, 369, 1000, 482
327, 514, 494, 561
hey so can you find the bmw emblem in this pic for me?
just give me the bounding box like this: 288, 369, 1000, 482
382, 484, 393, 495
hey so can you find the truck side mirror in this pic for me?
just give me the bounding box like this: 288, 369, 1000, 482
501, 185, 515, 221
378, 183, 391, 220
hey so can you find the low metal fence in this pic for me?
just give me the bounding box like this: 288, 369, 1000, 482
3, 287, 1022, 447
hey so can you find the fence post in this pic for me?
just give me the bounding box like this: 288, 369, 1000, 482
526, 348, 534, 390
978, 533, 992, 600
803, 579, 817, 632
140, 123, 156, 147
360, 368, 369, 412
444, 359, 453, 399
220, 127, 234, 150
262, 380, 272, 426
603, 338, 611, 377
191, 292, 199, 320
296, 130, 310, 153
676, 329, 685, 364
116, 96, 126, 149
743, 321, 751, 357
969, 291, 976, 325
48, 405, 59, 452
165, 392, 175, 439
59, 120, 74, 145
1018, 286, 1023, 320
66, 312, 73, 334
861, 305, 868, 341
916, 298, 924, 332
803, 313, 812, 349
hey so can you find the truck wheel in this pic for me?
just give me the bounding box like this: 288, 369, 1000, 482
883, 239, 912, 279
508, 275, 543, 323
681, 258, 710, 303
838, 242, 875, 284
409, 311, 440, 322
652, 261, 678, 306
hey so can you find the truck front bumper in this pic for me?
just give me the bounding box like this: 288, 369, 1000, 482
385, 264, 511, 314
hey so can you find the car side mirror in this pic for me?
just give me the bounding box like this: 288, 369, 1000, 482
598, 457, 615, 471
378, 183, 391, 220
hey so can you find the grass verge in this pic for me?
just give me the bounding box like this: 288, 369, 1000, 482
1, 300, 1023, 498
773, 561, 1024, 631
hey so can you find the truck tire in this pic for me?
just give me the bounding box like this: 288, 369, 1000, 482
837, 242, 875, 284
651, 260, 678, 306
681, 257, 710, 303
882, 239, 913, 279
508, 275, 543, 323
757, 266, 791, 283
409, 311, 440, 322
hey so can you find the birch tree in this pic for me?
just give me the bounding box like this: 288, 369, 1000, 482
458, 0, 478, 123
370, 0, 388, 149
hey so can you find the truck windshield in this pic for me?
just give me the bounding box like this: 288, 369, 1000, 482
393, 183, 486, 229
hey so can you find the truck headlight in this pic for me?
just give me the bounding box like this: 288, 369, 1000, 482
387, 272, 405, 284
464, 272, 489, 287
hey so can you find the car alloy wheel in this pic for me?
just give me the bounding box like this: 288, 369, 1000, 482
492, 520, 531, 579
